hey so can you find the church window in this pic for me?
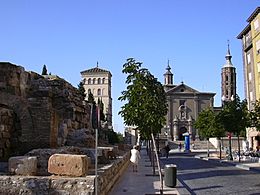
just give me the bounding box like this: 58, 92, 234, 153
97, 89, 101, 96
93, 78, 96, 84
102, 78, 105, 84
88, 78, 91, 84
98, 78, 101, 84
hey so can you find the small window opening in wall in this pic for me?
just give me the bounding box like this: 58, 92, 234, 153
180, 88, 184, 92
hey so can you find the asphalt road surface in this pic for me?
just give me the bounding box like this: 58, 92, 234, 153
160, 152, 260, 195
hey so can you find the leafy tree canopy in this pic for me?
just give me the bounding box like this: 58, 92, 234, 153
118, 58, 168, 139
218, 95, 249, 136
249, 100, 260, 131
194, 108, 225, 139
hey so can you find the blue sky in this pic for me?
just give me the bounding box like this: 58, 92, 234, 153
1, 1, 259, 133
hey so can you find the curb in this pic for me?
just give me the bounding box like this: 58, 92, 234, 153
195, 155, 260, 173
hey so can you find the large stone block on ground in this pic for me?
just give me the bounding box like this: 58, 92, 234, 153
48, 154, 88, 176
8, 156, 37, 175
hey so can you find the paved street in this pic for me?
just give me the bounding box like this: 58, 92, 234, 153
160, 152, 260, 195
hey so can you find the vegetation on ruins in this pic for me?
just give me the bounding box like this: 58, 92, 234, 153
118, 58, 167, 194
78, 79, 86, 99
41, 64, 48, 75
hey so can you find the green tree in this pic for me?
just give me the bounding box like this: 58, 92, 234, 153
78, 79, 86, 99
97, 98, 106, 121
118, 58, 167, 193
249, 100, 260, 131
87, 91, 95, 103
194, 108, 225, 157
41, 64, 48, 75
218, 95, 249, 161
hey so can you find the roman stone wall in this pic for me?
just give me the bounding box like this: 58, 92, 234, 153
0, 151, 130, 195
0, 62, 91, 159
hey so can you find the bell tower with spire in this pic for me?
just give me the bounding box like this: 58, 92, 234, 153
164, 60, 174, 89
221, 41, 236, 103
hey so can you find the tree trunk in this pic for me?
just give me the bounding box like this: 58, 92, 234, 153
219, 137, 222, 160
238, 134, 241, 162
151, 139, 155, 175
151, 133, 164, 195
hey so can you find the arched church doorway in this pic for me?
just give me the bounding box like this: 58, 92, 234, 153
179, 127, 187, 140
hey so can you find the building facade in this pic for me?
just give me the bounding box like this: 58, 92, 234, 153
80, 63, 113, 126
237, 7, 260, 149
163, 62, 216, 141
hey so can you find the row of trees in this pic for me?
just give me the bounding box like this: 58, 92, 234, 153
194, 95, 260, 161
118, 58, 168, 194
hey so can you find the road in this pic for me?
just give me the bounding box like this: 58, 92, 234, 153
160, 152, 260, 195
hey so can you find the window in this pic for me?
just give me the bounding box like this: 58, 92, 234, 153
247, 53, 251, 64
254, 19, 259, 31
249, 72, 252, 81
250, 91, 253, 101
102, 78, 105, 84
97, 89, 101, 96
88, 78, 91, 84
256, 40, 260, 54
93, 78, 96, 84
98, 78, 101, 84
88, 89, 91, 94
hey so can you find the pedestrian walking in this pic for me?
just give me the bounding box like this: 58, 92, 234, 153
130, 145, 141, 172
164, 144, 170, 158
178, 143, 182, 151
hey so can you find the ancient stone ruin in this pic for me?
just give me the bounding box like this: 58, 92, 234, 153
0, 62, 92, 159
0, 62, 130, 195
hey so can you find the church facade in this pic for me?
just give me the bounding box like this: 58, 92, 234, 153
163, 44, 237, 141
163, 64, 215, 141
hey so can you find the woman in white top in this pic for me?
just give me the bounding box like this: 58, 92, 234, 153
130, 145, 141, 172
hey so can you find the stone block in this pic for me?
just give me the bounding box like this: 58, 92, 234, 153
48, 154, 88, 177
8, 156, 37, 175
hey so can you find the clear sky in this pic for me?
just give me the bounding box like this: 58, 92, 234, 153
1, 1, 259, 133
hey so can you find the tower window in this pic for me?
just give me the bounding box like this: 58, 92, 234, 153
225, 75, 228, 82
88, 78, 91, 84
97, 89, 101, 96
93, 78, 96, 84
102, 78, 105, 84
98, 78, 101, 84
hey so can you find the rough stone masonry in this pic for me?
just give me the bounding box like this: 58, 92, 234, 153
0, 62, 92, 160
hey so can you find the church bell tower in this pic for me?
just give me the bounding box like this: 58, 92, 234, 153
221, 42, 236, 103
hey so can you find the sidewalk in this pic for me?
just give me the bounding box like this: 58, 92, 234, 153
108, 147, 180, 195
194, 152, 260, 173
